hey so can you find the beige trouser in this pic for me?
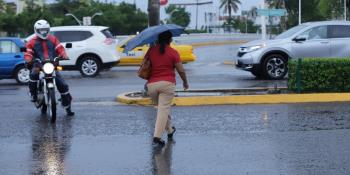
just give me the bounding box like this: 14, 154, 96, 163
147, 81, 175, 138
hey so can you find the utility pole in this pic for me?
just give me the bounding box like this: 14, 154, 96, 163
345, 0, 347, 20
148, 0, 160, 26
196, 0, 199, 30
299, 0, 301, 24
261, 0, 266, 39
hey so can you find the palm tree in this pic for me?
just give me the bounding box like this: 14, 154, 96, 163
220, 0, 241, 23
266, 0, 284, 9
249, 6, 258, 21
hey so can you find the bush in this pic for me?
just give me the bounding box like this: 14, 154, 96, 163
288, 58, 350, 93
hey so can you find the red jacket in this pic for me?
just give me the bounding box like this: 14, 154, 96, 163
25, 34, 67, 63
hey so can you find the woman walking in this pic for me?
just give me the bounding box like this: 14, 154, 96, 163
146, 31, 189, 147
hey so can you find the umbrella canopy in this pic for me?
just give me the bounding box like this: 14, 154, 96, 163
124, 24, 185, 52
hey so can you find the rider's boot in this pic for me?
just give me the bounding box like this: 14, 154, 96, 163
30, 94, 37, 102
29, 81, 38, 102
61, 93, 74, 116
66, 107, 75, 116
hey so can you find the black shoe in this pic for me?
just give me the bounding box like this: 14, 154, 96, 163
167, 127, 176, 140
153, 137, 165, 147
30, 95, 37, 102
66, 107, 75, 116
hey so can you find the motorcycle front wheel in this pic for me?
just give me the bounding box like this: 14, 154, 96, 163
47, 88, 57, 123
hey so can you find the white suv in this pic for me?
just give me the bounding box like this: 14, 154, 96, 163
26, 26, 120, 77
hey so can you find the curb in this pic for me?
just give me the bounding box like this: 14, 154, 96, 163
223, 60, 235, 65
116, 91, 350, 106
191, 40, 248, 47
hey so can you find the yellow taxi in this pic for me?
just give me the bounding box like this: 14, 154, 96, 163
117, 36, 196, 66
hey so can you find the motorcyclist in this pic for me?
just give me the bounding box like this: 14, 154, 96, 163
25, 19, 74, 116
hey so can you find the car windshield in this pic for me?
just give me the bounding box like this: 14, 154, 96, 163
275, 25, 308, 39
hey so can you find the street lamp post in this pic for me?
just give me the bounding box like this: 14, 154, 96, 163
65, 13, 82, 26
65, 12, 102, 26
92, 12, 103, 20
89, 12, 103, 25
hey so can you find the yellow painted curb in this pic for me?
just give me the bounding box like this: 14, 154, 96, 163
117, 92, 350, 106
117, 93, 152, 106
223, 60, 235, 65
191, 40, 248, 47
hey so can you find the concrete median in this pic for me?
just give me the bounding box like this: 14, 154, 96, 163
191, 40, 248, 47
116, 88, 350, 106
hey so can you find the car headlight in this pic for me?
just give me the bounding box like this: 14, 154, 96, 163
240, 44, 266, 53
42, 63, 55, 74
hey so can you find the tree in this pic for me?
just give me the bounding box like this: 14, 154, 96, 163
248, 6, 258, 21
0, 1, 148, 36
318, 0, 344, 20
266, 0, 287, 31
0, 0, 5, 12
165, 5, 190, 27
274, 0, 325, 28
219, 0, 241, 24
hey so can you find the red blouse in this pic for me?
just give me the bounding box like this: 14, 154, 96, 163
146, 44, 181, 84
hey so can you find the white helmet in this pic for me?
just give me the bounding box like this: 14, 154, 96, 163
34, 19, 50, 39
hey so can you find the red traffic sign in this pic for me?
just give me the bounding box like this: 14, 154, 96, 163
160, 0, 168, 5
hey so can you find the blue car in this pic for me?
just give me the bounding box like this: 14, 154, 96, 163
0, 37, 29, 84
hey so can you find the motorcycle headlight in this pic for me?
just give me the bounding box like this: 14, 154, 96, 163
240, 44, 266, 53
42, 63, 55, 74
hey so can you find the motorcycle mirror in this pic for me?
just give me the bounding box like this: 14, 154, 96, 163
65, 43, 72, 48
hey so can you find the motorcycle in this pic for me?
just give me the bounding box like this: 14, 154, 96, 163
32, 57, 64, 123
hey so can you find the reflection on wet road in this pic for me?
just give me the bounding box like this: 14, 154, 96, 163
31, 116, 73, 175
152, 141, 174, 175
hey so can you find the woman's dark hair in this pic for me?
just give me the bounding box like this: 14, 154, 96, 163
158, 31, 172, 54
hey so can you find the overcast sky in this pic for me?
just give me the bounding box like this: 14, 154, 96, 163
115, 0, 260, 29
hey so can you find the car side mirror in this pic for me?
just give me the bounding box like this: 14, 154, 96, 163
293, 37, 307, 42
65, 43, 72, 48
20, 47, 26, 52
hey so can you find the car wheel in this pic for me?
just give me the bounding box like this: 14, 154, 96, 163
14, 65, 30, 84
262, 54, 288, 80
79, 56, 101, 77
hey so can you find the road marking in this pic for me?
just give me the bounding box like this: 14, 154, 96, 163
74, 101, 122, 106
191, 40, 248, 47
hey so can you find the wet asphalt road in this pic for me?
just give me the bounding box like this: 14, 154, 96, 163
0, 44, 287, 102
1, 102, 350, 175
1, 44, 350, 174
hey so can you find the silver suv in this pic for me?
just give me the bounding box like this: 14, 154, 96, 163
236, 21, 350, 79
